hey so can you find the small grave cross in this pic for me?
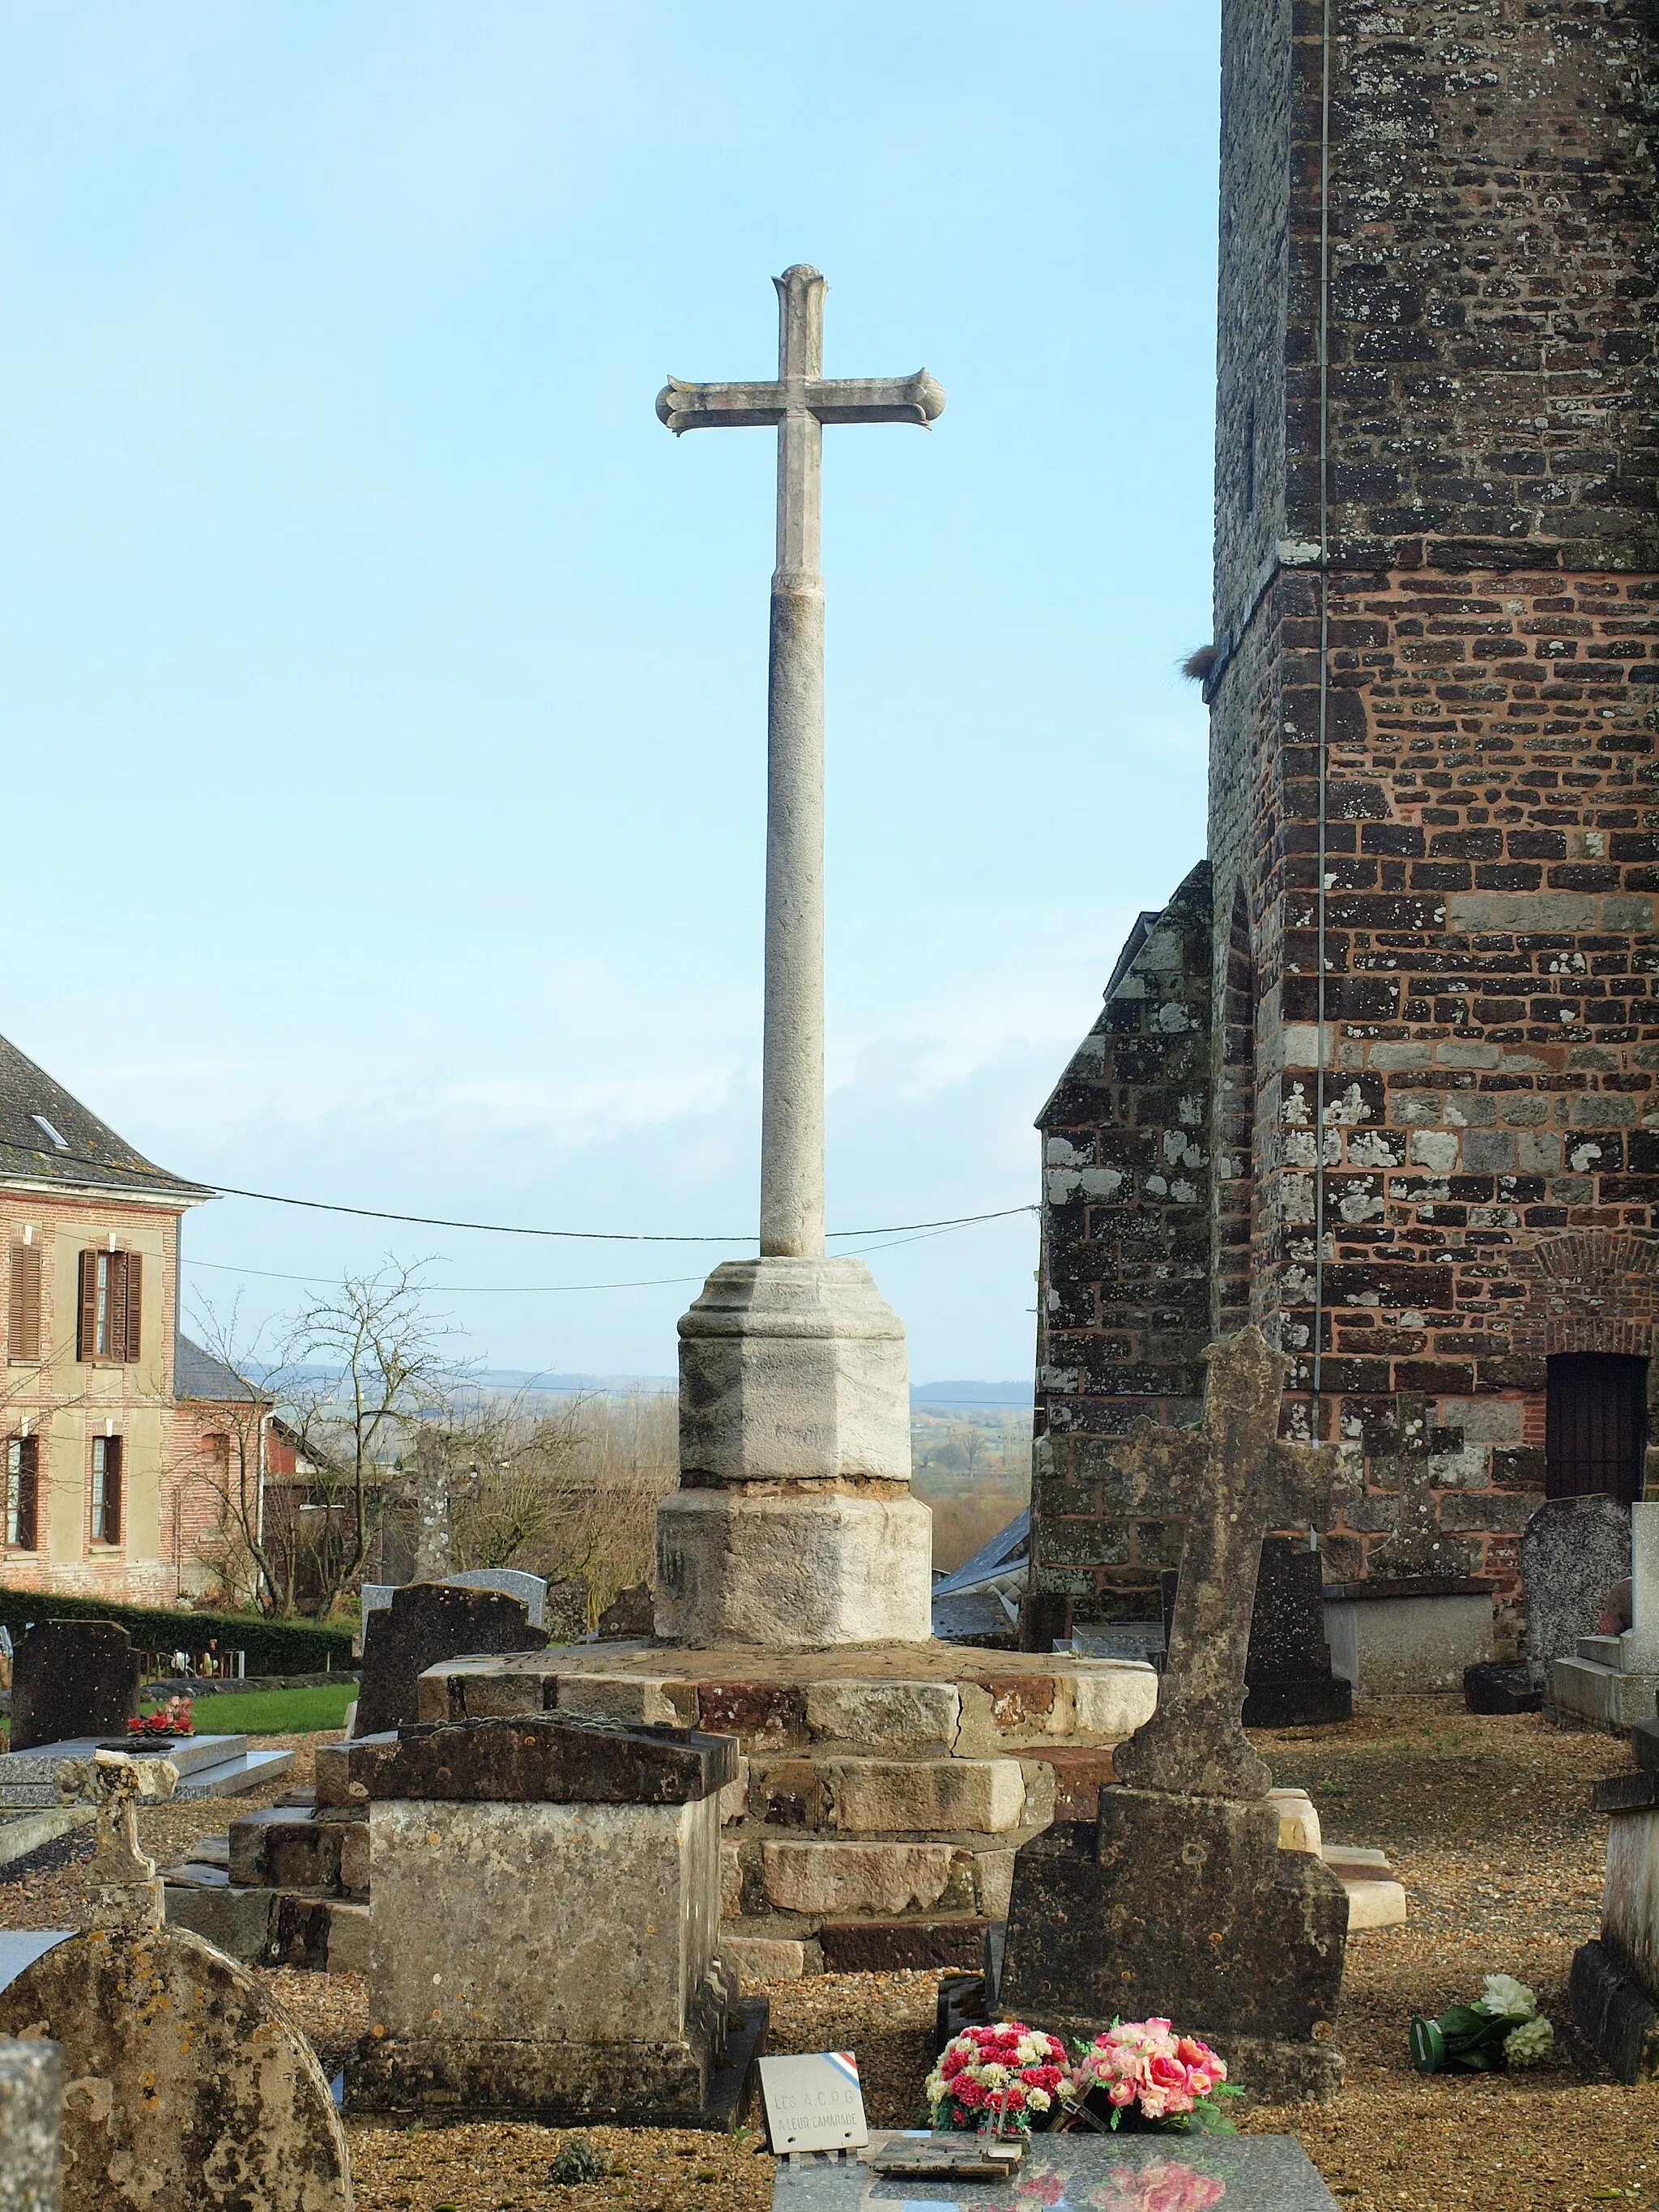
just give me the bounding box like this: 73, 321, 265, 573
58, 1745, 177, 1932
1105, 1328, 1338, 1801
657, 269, 943, 1259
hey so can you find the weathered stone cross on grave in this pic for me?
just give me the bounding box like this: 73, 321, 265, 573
1109, 1326, 1340, 1801
650, 271, 944, 1648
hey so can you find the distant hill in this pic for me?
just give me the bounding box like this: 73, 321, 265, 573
911, 1380, 1030, 1409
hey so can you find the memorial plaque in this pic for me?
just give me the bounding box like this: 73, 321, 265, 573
759, 2052, 869, 2153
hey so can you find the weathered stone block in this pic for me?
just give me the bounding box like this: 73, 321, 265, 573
656, 1489, 933, 1648
802, 1681, 960, 1748
817, 1917, 987, 1972
748, 1756, 1027, 1835
759, 1840, 960, 1916
719, 1934, 812, 1981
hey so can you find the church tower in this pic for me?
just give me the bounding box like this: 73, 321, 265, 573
1026, 0, 1659, 1652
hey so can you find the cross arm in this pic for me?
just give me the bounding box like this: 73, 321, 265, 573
655, 369, 945, 436
807, 372, 945, 426
1263, 1438, 1341, 1531
1092, 1420, 1210, 1514
656, 378, 788, 433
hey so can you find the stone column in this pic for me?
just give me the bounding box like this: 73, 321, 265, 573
653, 267, 937, 1647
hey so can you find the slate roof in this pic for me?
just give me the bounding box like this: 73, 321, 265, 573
0, 1033, 211, 1201
175, 1333, 267, 1404
931, 1507, 1030, 1598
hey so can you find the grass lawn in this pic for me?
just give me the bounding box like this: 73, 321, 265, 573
162, 1683, 357, 1737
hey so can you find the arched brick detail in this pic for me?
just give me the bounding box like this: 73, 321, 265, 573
1510, 1232, 1659, 1360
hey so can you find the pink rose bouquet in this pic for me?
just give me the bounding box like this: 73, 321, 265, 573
1067, 2020, 1240, 2134
924, 2022, 1070, 2131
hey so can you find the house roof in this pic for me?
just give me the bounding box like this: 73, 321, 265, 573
0, 1033, 211, 1202
175, 1333, 269, 1404
931, 1507, 1030, 1598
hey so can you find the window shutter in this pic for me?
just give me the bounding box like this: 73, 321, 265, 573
122, 1252, 143, 1363
7, 1245, 39, 1362
77, 1250, 97, 1362
106, 1437, 122, 1544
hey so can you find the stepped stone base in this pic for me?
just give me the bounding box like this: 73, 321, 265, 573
419, 1640, 1160, 1975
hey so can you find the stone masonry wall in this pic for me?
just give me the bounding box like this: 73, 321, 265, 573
1026, 864, 1214, 1640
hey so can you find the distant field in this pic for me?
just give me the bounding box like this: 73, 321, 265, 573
170, 1684, 356, 1737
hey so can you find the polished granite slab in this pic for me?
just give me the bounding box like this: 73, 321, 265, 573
773, 2131, 1337, 2212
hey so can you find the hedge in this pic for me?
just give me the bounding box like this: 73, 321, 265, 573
0, 1588, 356, 1676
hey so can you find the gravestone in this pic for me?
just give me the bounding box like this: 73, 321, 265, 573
0, 2040, 62, 2212
1523, 1495, 1631, 1686
343, 1712, 764, 2125
355, 1582, 549, 1737
1000, 1328, 1350, 2105
0, 1750, 351, 2212
1161, 1536, 1351, 1728
361, 1569, 549, 1632
10, 1622, 139, 1754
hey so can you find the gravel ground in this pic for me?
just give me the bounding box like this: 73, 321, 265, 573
6, 1707, 1659, 2210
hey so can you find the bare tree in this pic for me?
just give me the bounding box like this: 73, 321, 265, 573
176, 1297, 288, 1613
276, 1259, 463, 1618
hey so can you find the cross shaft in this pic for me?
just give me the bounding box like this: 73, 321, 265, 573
656, 267, 943, 1256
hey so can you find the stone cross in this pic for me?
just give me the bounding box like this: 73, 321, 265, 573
58, 1746, 177, 1933
1103, 1328, 1338, 1801
658, 268, 944, 1259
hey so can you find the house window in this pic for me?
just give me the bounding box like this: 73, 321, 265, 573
77, 1249, 142, 1363
1546, 1353, 1648, 1504
7, 1242, 41, 1362
92, 1434, 122, 1544
6, 1436, 38, 1550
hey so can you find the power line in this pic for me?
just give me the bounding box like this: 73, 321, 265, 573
180, 1215, 1014, 1298
0, 1136, 1034, 1245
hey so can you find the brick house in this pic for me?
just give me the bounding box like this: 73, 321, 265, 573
1027, 1, 1659, 1652
0, 1030, 266, 1605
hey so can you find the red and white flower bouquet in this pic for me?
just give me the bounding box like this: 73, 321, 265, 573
924, 2022, 1070, 2131
127, 1695, 195, 1741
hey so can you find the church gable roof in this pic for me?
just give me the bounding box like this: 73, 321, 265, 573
0, 1033, 211, 1203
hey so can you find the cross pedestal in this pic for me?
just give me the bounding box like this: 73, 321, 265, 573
653, 269, 940, 1646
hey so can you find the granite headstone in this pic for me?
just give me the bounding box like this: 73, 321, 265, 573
1523, 1495, 1631, 1687
9, 1622, 140, 1754
354, 1582, 549, 1737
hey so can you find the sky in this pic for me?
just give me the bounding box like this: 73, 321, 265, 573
0, 3, 1218, 1385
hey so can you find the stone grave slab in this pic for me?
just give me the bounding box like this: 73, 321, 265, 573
9, 1622, 139, 1754
1523, 1495, 1630, 1686
0, 1733, 293, 1808
0, 1926, 352, 2212
343, 1713, 766, 2125
355, 1582, 548, 1737
771, 2132, 1338, 2212
0, 2039, 62, 2212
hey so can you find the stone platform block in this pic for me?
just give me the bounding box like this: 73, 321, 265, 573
719, 1933, 817, 1981
1552, 1656, 1659, 1731
748, 1755, 1030, 1835
801, 1680, 960, 1748
816, 1916, 988, 1972
760, 1839, 965, 1917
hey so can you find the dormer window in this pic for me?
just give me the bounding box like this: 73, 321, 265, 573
30, 1114, 67, 1152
